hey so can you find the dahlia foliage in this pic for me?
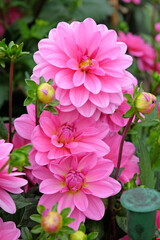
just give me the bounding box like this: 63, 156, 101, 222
0, 7, 160, 239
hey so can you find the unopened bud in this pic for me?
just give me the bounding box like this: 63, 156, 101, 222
37, 83, 55, 104
41, 211, 62, 234
70, 230, 87, 240
135, 92, 156, 114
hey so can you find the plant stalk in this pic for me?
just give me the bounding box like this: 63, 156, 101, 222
9, 60, 14, 143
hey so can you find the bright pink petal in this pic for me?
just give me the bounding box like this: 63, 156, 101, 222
69, 208, 86, 230
67, 58, 79, 70
84, 73, 101, 94
33, 166, 53, 180
73, 70, 85, 86
35, 152, 50, 165
77, 101, 96, 117
39, 117, 56, 138
0, 188, 16, 214
70, 86, 89, 107
39, 193, 61, 210
55, 69, 74, 89
57, 192, 75, 213
74, 191, 88, 211
90, 92, 109, 108
40, 178, 63, 194
84, 195, 105, 220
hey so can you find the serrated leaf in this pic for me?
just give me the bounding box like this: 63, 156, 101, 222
44, 106, 58, 115
137, 139, 156, 188
30, 214, 41, 223
21, 227, 32, 240
123, 93, 133, 104
60, 207, 71, 218
19, 144, 32, 154
25, 79, 37, 89
37, 205, 46, 215
87, 232, 99, 240
31, 224, 42, 234
10, 194, 31, 210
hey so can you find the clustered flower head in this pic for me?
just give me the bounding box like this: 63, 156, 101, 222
32, 18, 134, 118
118, 31, 157, 73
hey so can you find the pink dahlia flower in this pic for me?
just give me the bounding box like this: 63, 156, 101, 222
0, 139, 27, 213
31, 18, 133, 117
0, 217, 20, 240
31, 110, 110, 165
103, 132, 139, 184
33, 153, 121, 230
155, 22, 160, 32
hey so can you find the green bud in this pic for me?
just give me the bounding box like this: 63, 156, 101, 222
70, 230, 87, 240
37, 83, 55, 104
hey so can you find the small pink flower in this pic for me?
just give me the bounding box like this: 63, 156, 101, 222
32, 18, 134, 117
156, 33, 160, 42
0, 217, 20, 240
31, 110, 110, 165
33, 153, 121, 230
122, 0, 140, 4
155, 22, 160, 32
156, 210, 160, 232
0, 139, 27, 213
103, 132, 139, 185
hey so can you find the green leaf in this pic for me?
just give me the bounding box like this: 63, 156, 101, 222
137, 139, 156, 189
24, 97, 33, 106
30, 214, 41, 223
37, 205, 46, 215
116, 215, 128, 234
63, 217, 75, 226
25, 79, 37, 89
44, 106, 58, 115
60, 207, 71, 218
10, 194, 31, 210
18, 20, 30, 39
31, 224, 42, 234
21, 227, 32, 240
0, 119, 8, 141
78, 222, 86, 233
123, 107, 134, 118
60, 226, 75, 234
123, 173, 137, 191
48, 99, 60, 107
47, 79, 53, 85
87, 232, 99, 240
51, 202, 58, 212
39, 76, 46, 84
123, 93, 134, 104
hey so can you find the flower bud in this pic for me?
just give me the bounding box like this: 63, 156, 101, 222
70, 230, 87, 240
158, 103, 160, 120
41, 211, 62, 234
135, 92, 156, 114
37, 83, 55, 104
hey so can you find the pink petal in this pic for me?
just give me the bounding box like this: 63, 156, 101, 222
89, 92, 109, 108
33, 166, 53, 180
55, 69, 74, 89
48, 147, 70, 159
55, 88, 72, 106
77, 100, 96, 117
0, 142, 13, 160
100, 77, 121, 93
14, 114, 35, 140
70, 86, 89, 107
40, 178, 63, 194
39, 193, 61, 210
88, 31, 101, 56
84, 74, 101, 94
31, 126, 52, 152
63, 37, 78, 59
84, 195, 105, 220
73, 70, 85, 87
0, 188, 16, 214
74, 191, 88, 211
78, 153, 98, 171
69, 208, 86, 230
66, 58, 79, 70
57, 192, 75, 213
40, 117, 56, 138
35, 152, 50, 165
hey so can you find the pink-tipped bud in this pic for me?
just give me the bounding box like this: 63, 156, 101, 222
135, 92, 156, 114
70, 231, 87, 240
41, 211, 63, 234
158, 103, 160, 120
37, 83, 55, 104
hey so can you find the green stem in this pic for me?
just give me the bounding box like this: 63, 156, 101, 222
9, 60, 14, 143
115, 114, 134, 180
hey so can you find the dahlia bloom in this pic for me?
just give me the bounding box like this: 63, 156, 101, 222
0, 217, 20, 240
31, 18, 133, 117
0, 139, 27, 213
103, 132, 139, 185
33, 153, 121, 230
118, 31, 156, 73
155, 22, 160, 42
31, 110, 110, 165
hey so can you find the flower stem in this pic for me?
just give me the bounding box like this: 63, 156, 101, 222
115, 114, 134, 180
9, 60, 14, 143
